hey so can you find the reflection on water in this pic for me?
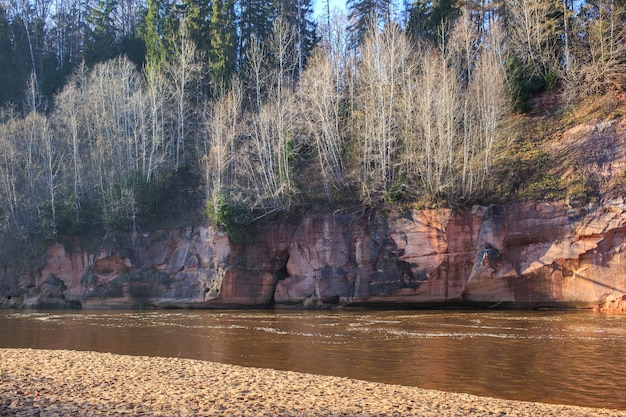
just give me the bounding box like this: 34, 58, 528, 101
1, 310, 625, 410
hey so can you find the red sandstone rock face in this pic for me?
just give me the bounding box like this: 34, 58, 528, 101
594, 295, 626, 313
2, 199, 626, 310
462, 201, 626, 308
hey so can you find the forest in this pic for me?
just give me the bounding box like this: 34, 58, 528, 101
0, 0, 624, 256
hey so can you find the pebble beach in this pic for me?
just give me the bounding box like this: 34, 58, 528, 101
0, 348, 623, 417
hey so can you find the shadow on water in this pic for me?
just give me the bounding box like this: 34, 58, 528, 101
1, 309, 625, 410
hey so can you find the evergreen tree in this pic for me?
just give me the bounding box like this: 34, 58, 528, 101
430, 0, 460, 24
347, 0, 393, 46
85, 0, 119, 66
405, 0, 460, 41
182, 0, 211, 54
238, 0, 275, 67
6, 9, 35, 106
0, 5, 20, 105
209, 0, 238, 86
405, 0, 432, 40
142, 0, 168, 68
276, 0, 318, 75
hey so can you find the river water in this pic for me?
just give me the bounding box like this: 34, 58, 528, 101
1, 309, 624, 410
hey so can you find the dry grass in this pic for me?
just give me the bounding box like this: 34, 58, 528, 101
491, 92, 626, 203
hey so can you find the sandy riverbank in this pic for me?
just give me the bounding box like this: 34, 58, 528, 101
0, 348, 623, 417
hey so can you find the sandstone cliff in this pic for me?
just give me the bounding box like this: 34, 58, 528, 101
2, 199, 625, 310
3, 113, 626, 311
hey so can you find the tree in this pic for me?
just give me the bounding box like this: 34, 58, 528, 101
12, 0, 50, 95
234, 17, 300, 219
85, 0, 119, 65
204, 78, 243, 221
399, 14, 508, 200
116, 0, 143, 37
467, 21, 508, 189
405, 0, 432, 40
0, 114, 33, 245
504, 0, 562, 78
81, 57, 146, 230
429, 0, 461, 32
40, 113, 62, 237
5, 1, 45, 99
208, 0, 238, 86
166, 36, 203, 168
144, 62, 170, 181
347, 0, 394, 46
238, 0, 275, 69
276, 0, 318, 75
142, 0, 168, 68
46, 0, 86, 91
351, 23, 414, 200
0, 5, 23, 105
53, 66, 85, 226
181, 0, 211, 54
298, 47, 347, 200
406, 0, 461, 41
457, 0, 505, 31
564, 0, 626, 99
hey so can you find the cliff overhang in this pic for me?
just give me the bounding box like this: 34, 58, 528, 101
2, 199, 626, 312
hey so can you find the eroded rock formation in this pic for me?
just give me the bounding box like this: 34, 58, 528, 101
2, 199, 626, 310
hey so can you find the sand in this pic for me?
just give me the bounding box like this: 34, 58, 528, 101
0, 348, 623, 417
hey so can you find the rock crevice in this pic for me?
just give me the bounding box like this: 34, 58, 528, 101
2, 200, 626, 310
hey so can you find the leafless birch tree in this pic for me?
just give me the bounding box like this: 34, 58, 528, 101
204, 78, 243, 216
504, 0, 562, 77
352, 22, 414, 200
167, 36, 203, 169
298, 48, 347, 200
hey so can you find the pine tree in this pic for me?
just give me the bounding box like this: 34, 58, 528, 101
85, 0, 119, 66
347, 0, 393, 46
209, 0, 237, 86
238, 0, 275, 67
429, 0, 460, 31
0, 5, 20, 105
276, 0, 318, 75
142, 0, 167, 68
405, 0, 460, 41
405, 0, 432, 40
182, 0, 211, 54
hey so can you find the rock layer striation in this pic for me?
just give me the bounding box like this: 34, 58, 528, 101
2, 199, 626, 310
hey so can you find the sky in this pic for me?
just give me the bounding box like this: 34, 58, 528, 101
313, 0, 347, 18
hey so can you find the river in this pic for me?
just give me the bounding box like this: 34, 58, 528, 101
1, 309, 624, 410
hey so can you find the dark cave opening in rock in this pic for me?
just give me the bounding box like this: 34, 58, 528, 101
276, 260, 290, 281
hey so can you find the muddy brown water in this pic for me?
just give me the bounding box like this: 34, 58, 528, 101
1, 309, 625, 410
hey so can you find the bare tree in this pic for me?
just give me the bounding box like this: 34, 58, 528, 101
565, 0, 626, 99
238, 17, 299, 218
0, 117, 22, 238
144, 62, 171, 181
469, 21, 509, 189
351, 22, 414, 200
267, 17, 298, 195
79, 56, 147, 230
401, 15, 508, 200
298, 48, 347, 200
39, 113, 62, 236
204, 77, 243, 216
504, 0, 562, 77
54, 63, 86, 224
167, 36, 203, 169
